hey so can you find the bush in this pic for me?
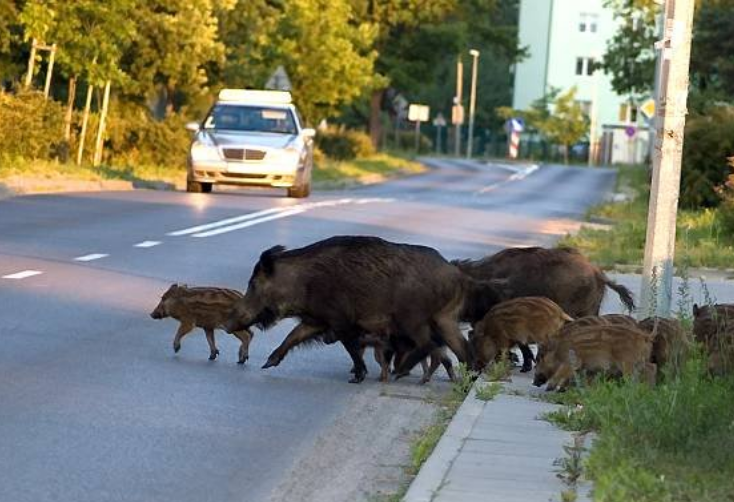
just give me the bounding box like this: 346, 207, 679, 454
315, 127, 374, 160
681, 106, 734, 208
716, 158, 734, 234
0, 90, 65, 160
104, 102, 190, 167
391, 129, 433, 153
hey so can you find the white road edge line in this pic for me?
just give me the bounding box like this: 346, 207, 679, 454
193, 208, 307, 237
477, 164, 539, 194
3, 270, 43, 280
74, 253, 109, 262
134, 241, 162, 248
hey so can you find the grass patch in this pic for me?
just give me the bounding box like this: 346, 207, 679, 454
0, 156, 185, 187
313, 152, 426, 185
558, 164, 734, 269
475, 381, 502, 401
544, 355, 734, 502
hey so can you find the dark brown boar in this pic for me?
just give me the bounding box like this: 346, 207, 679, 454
150, 284, 253, 364
453, 247, 635, 318
533, 325, 654, 391
469, 297, 573, 373
692, 303, 734, 342
224, 236, 502, 383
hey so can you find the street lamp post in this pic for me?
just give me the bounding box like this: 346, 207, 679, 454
466, 49, 480, 159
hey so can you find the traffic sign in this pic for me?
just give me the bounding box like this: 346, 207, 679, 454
451, 105, 464, 125
408, 104, 430, 122
432, 113, 447, 127
265, 66, 292, 91
639, 99, 655, 119
625, 125, 636, 138
510, 117, 524, 133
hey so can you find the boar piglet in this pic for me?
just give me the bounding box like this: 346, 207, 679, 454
225, 236, 503, 383
470, 297, 573, 373
151, 284, 253, 364
533, 324, 654, 391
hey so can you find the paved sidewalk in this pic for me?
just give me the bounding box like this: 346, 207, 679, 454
403, 372, 581, 502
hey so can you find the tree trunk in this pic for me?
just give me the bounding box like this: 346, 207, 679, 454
64, 76, 77, 142
76, 83, 94, 166
563, 144, 569, 165
369, 89, 384, 149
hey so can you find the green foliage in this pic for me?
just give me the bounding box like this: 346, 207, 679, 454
0, 90, 64, 160
312, 152, 425, 185
681, 106, 734, 208
546, 353, 734, 502
315, 128, 374, 160
474, 381, 501, 401
602, 0, 658, 99
450, 363, 478, 402
717, 159, 734, 236
104, 102, 190, 168
690, 0, 734, 102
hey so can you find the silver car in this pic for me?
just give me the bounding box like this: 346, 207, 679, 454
186, 90, 315, 198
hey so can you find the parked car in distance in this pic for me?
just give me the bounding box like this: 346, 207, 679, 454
186, 89, 315, 198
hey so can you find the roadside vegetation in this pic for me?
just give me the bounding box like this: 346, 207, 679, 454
559, 160, 734, 269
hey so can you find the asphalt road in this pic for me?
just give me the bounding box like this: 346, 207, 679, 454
0, 158, 616, 502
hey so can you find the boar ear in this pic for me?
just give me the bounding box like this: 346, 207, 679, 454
692, 303, 700, 317
259, 245, 286, 276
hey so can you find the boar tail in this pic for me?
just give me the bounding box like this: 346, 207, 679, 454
604, 277, 635, 313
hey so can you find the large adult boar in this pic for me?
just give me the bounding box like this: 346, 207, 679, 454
532, 325, 654, 391
469, 297, 573, 373
150, 284, 253, 363
225, 236, 502, 383
453, 247, 635, 317
692, 304, 734, 375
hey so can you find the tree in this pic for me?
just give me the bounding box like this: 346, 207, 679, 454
601, 0, 658, 101
122, 0, 228, 116
0, 0, 21, 82
690, 0, 734, 103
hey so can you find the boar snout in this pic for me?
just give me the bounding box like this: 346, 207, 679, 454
532, 372, 548, 387
150, 307, 165, 319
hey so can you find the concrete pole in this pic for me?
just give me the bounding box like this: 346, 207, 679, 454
639, 0, 696, 318
588, 58, 600, 166
77, 83, 94, 165
466, 50, 480, 159
454, 58, 463, 157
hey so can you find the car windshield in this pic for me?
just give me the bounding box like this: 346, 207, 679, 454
203, 105, 297, 135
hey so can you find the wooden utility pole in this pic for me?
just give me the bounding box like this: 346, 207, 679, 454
43, 44, 57, 98
76, 83, 94, 165
639, 0, 696, 317
93, 81, 111, 167
24, 39, 38, 88
64, 76, 77, 142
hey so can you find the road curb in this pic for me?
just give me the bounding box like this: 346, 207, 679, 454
402, 382, 486, 502
0, 178, 137, 199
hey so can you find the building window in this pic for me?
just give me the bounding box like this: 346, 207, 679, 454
576, 58, 585, 75
580, 13, 599, 33
577, 100, 592, 117
576, 57, 596, 76
618, 103, 638, 123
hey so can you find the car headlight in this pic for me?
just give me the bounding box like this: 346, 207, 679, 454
190, 141, 221, 162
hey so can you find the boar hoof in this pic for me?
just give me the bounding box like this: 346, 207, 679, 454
520, 364, 533, 373
419, 376, 431, 385
173, 343, 181, 353
262, 354, 282, 369
237, 356, 248, 365
208, 349, 220, 361
349, 373, 366, 384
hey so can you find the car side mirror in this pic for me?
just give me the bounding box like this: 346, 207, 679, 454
185, 121, 200, 132
301, 128, 316, 139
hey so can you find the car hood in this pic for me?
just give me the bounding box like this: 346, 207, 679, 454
199, 130, 300, 149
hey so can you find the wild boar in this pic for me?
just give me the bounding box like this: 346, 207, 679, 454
692, 303, 734, 343
453, 247, 635, 317
150, 284, 253, 364
533, 324, 654, 391
638, 316, 689, 370
224, 236, 502, 383
469, 297, 573, 373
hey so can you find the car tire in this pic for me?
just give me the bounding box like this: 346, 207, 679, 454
201, 182, 213, 193
287, 182, 310, 198
186, 180, 203, 193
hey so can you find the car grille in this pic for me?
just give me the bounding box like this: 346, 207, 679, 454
221, 148, 266, 161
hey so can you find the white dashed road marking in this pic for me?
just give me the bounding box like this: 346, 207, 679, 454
193, 208, 307, 237
476, 163, 539, 194
167, 207, 287, 236
74, 253, 109, 262
134, 241, 162, 248
2, 270, 43, 280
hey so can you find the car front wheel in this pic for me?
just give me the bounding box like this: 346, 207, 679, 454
287, 182, 310, 198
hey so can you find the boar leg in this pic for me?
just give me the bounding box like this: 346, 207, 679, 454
341, 337, 368, 383
204, 328, 219, 361
263, 322, 325, 369
232, 329, 253, 364
173, 321, 195, 354
419, 355, 442, 385
373, 347, 391, 383
546, 364, 572, 392
434, 317, 470, 365
518, 343, 535, 373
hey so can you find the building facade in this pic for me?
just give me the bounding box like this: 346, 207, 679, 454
513, 0, 649, 164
